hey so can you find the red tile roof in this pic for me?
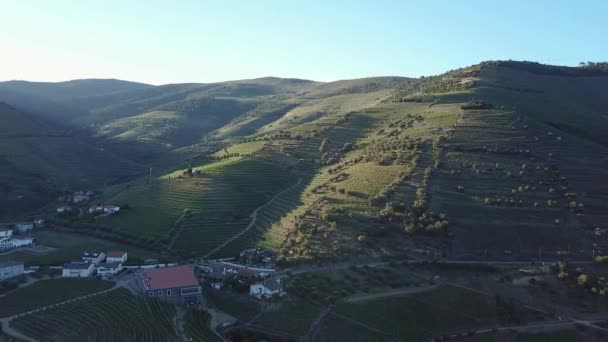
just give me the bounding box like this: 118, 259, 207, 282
140, 266, 199, 291
106, 251, 126, 258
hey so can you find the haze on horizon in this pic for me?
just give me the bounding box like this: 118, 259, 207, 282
1, 0, 607, 85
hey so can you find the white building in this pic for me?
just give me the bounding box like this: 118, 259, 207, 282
62, 262, 95, 277
250, 277, 284, 299
57, 206, 72, 213
0, 229, 13, 238
0, 237, 32, 250
82, 251, 106, 265
103, 205, 120, 215
106, 251, 128, 263
0, 261, 24, 280
96, 262, 122, 277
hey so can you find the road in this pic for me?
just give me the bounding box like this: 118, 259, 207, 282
203, 178, 302, 259
285, 258, 594, 275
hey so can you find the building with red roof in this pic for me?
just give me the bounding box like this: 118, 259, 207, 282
106, 251, 128, 263
138, 265, 201, 304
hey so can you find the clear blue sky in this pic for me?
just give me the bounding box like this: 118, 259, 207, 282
1, 0, 606, 84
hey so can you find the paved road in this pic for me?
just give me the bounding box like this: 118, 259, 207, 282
285, 258, 594, 275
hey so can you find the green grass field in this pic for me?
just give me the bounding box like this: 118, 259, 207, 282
0, 278, 113, 318
10, 288, 177, 342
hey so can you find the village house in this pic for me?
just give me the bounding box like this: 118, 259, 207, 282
103, 205, 120, 215
138, 265, 202, 304
249, 277, 284, 299
0, 237, 33, 251
0, 229, 13, 238
82, 251, 106, 265
0, 261, 24, 281
106, 251, 128, 263
89, 205, 104, 215
96, 262, 122, 277
89, 205, 120, 216
56, 206, 72, 213
63, 261, 95, 277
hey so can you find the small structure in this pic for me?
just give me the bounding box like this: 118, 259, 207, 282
56, 206, 72, 213
63, 261, 95, 277
250, 277, 284, 299
0, 229, 13, 238
88, 205, 104, 215
15, 223, 33, 233
82, 251, 106, 265
34, 219, 45, 228
96, 262, 122, 277
138, 265, 202, 304
106, 251, 128, 263
0, 261, 25, 280
103, 205, 120, 215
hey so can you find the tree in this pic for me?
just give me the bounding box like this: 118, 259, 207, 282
319, 138, 330, 153
577, 274, 589, 287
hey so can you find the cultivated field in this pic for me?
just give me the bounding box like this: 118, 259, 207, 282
11, 288, 177, 342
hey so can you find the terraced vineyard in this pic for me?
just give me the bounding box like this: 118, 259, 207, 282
211, 177, 308, 258
0, 278, 113, 318
11, 289, 177, 342
170, 158, 293, 255
105, 157, 293, 251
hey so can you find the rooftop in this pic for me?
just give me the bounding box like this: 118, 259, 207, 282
139, 265, 199, 291
106, 251, 126, 258
99, 262, 121, 269
64, 262, 93, 270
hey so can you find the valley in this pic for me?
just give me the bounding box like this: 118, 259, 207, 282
2, 60, 608, 341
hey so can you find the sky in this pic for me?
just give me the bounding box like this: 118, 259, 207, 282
1, 0, 606, 85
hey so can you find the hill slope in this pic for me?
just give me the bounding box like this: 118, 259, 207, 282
0, 103, 141, 219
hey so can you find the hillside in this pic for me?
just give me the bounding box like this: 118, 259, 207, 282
2, 62, 607, 265
0, 103, 142, 219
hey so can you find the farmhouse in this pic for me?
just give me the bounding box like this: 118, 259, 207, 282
106, 251, 128, 263
63, 261, 95, 277
15, 223, 33, 233
0, 229, 13, 238
138, 265, 202, 304
82, 251, 106, 265
249, 277, 284, 299
0, 261, 24, 280
96, 262, 122, 277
